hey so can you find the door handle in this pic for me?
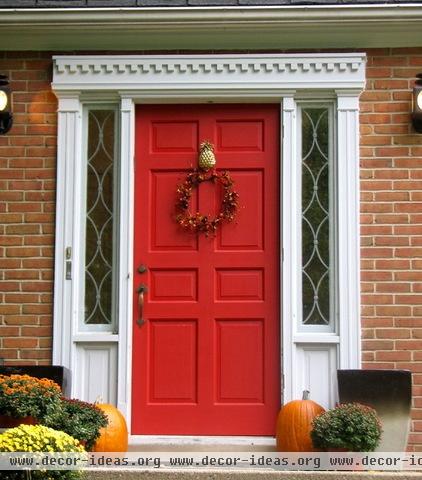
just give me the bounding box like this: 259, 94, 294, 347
137, 283, 148, 327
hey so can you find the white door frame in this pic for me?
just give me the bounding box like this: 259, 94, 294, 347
51, 54, 365, 444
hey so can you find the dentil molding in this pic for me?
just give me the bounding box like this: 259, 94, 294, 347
52, 54, 366, 94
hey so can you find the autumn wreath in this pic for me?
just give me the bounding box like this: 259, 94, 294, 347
175, 168, 239, 236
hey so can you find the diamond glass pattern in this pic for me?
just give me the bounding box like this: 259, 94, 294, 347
84, 110, 115, 325
301, 108, 331, 325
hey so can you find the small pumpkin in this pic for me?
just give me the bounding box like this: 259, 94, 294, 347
276, 390, 325, 452
91, 403, 128, 452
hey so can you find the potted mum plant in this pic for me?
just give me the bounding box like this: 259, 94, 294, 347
0, 374, 62, 427
0, 423, 86, 480
310, 402, 382, 452
42, 397, 108, 450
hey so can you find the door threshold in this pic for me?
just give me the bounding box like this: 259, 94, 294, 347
129, 435, 276, 452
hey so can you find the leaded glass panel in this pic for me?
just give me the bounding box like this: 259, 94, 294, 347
84, 110, 116, 325
301, 107, 331, 326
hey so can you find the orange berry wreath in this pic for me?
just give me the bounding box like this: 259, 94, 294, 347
175, 168, 239, 236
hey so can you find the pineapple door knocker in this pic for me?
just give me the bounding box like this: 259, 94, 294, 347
175, 141, 239, 236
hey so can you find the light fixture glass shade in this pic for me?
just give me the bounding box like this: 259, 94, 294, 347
0, 75, 12, 134
412, 79, 422, 133
0, 90, 8, 111
417, 90, 422, 110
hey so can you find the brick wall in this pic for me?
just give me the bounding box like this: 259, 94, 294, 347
0, 52, 57, 365
0, 49, 422, 449
360, 48, 422, 452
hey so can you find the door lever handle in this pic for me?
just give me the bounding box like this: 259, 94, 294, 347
137, 283, 148, 327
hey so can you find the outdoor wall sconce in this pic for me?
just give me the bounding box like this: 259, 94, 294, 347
412, 72, 422, 133
0, 75, 13, 135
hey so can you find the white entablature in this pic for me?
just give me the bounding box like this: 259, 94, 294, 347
52, 54, 366, 93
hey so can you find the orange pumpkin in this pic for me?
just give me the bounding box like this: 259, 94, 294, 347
276, 390, 325, 452
92, 403, 128, 452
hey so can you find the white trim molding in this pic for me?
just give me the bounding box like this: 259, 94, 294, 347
51, 53, 365, 436
1, 5, 422, 51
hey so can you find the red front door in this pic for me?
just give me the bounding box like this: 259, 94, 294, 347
132, 104, 280, 435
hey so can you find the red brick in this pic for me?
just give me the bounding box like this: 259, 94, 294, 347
373, 56, 408, 67
4, 293, 39, 303
3, 315, 39, 325
396, 295, 422, 304
362, 340, 394, 350
0, 305, 20, 315
374, 79, 409, 90
395, 158, 422, 168
376, 306, 412, 316
4, 270, 39, 280
360, 91, 391, 101
361, 271, 393, 281
21, 282, 53, 292
395, 319, 422, 327
3, 338, 38, 348
375, 192, 408, 202
376, 283, 411, 293
362, 317, 394, 327
374, 236, 409, 246
6, 247, 40, 258
0, 236, 23, 246
394, 226, 422, 235
362, 362, 395, 369
398, 271, 422, 281
21, 326, 51, 337
361, 247, 393, 258
374, 214, 408, 224
361, 294, 394, 305
376, 147, 410, 157
361, 225, 393, 235
376, 328, 411, 339
22, 259, 53, 269
376, 351, 412, 361
374, 102, 410, 113
19, 350, 50, 359
361, 203, 392, 213
24, 213, 54, 223
360, 114, 391, 125
374, 124, 409, 135
0, 258, 21, 269
8, 203, 42, 213
0, 281, 20, 291
0, 214, 23, 223
396, 248, 422, 258
8, 180, 42, 190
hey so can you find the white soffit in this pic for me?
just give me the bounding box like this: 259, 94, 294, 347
52, 54, 366, 95
0, 5, 422, 50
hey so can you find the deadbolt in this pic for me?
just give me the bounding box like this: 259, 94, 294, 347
138, 264, 147, 274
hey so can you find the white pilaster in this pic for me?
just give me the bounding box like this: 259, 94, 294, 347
282, 94, 299, 403
52, 94, 82, 374
117, 96, 135, 420
336, 91, 361, 369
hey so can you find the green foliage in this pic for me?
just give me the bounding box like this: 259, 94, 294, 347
0, 375, 62, 420
311, 402, 382, 452
42, 398, 108, 450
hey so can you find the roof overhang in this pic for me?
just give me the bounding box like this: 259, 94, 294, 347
0, 5, 422, 51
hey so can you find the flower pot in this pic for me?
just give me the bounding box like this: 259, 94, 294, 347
337, 369, 412, 452
0, 414, 37, 429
